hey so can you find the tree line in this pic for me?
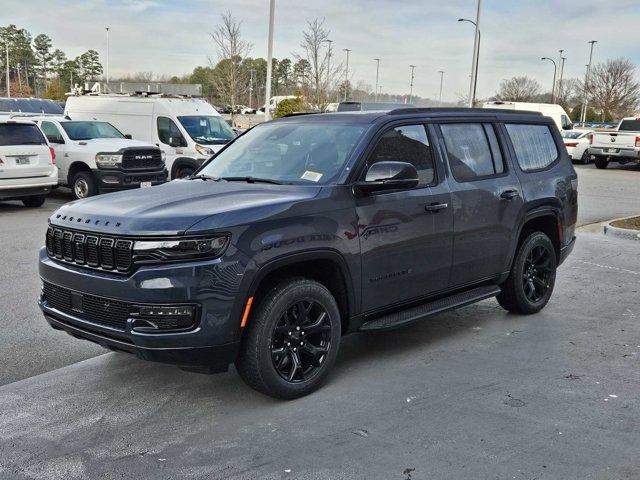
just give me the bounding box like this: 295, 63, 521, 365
0, 24, 103, 100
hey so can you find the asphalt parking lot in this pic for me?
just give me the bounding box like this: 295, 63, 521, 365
1, 164, 639, 478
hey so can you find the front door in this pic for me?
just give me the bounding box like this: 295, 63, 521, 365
39, 120, 67, 183
356, 123, 453, 312
436, 121, 523, 287
156, 116, 187, 177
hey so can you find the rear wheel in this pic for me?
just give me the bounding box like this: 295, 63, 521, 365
71, 171, 98, 199
497, 232, 557, 315
594, 156, 609, 169
236, 278, 341, 399
21, 195, 45, 208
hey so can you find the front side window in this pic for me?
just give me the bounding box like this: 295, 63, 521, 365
199, 122, 365, 185
561, 115, 572, 129
177, 116, 236, 145
505, 123, 558, 171
60, 121, 124, 141
368, 124, 435, 186
41, 121, 64, 143
0, 123, 47, 146
440, 123, 504, 182
157, 117, 187, 146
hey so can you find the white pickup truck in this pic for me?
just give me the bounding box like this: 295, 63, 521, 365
588, 117, 640, 169
33, 116, 167, 198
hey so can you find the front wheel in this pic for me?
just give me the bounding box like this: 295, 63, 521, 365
580, 150, 591, 164
71, 171, 98, 199
236, 278, 342, 399
497, 232, 557, 315
175, 166, 195, 179
594, 156, 609, 169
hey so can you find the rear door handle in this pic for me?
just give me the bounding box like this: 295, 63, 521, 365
425, 202, 448, 212
500, 189, 519, 200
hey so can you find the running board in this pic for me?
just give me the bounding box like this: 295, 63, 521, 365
359, 285, 501, 331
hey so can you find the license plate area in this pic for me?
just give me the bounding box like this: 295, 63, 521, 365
14, 156, 31, 165
140, 181, 152, 188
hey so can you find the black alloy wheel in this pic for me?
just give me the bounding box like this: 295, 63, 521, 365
522, 244, 553, 303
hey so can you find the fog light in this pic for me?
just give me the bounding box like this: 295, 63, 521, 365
131, 305, 196, 332
102, 176, 120, 184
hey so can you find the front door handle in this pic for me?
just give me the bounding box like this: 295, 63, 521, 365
425, 202, 448, 212
500, 189, 519, 200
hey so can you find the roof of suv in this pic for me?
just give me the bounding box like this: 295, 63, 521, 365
277, 107, 545, 124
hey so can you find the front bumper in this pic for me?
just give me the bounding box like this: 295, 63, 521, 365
92, 168, 167, 193
38, 246, 252, 369
589, 147, 640, 161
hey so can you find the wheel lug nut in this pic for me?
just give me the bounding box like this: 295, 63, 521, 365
293, 348, 297, 352
296, 326, 300, 331
288, 331, 291, 335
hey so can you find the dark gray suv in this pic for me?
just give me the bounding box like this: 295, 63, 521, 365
38, 108, 577, 399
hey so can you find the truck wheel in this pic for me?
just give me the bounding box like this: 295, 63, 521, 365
71, 171, 98, 199
21, 195, 46, 208
580, 150, 591, 164
175, 166, 195, 179
497, 232, 557, 315
236, 278, 341, 399
594, 157, 609, 169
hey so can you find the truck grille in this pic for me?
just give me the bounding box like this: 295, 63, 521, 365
46, 226, 133, 272
42, 282, 130, 330
121, 149, 163, 170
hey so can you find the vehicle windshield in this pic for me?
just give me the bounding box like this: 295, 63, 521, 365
618, 119, 640, 131
177, 116, 236, 145
61, 121, 125, 141
199, 122, 366, 185
561, 131, 583, 139
0, 123, 47, 146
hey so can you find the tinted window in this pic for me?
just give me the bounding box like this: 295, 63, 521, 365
157, 117, 186, 146
440, 123, 503, 181
369, 124, 435, 186
505, 124, 558, 171
41, 121, 64, 143
0, 123, 47, 146
618, 119, 640, 131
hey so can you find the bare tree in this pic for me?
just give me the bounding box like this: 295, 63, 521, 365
496, 76, 542, 102
580, 58, 640, 120
210, 11, 252, 119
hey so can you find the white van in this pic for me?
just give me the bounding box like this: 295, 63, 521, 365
483, 101, 573, 131
65, 95, 237, 179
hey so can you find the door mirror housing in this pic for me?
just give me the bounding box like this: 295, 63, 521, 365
562, 123, 573, 131
356, 161, 419, 194
169, 136, 182, 148
124, 134, 132, 139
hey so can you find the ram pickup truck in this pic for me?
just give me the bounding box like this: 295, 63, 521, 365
33, 116, 167, 198
589, 117, 640, 169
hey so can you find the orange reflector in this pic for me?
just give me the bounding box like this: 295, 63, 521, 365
240, 297, 254, 328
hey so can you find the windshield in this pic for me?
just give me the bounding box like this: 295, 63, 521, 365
618, 119, 640, 132
199, 122, 366, 185
561, 131, 583, 139
61, 121, 125, 141
177, 116, 236, 145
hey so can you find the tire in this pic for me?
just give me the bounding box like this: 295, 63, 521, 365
580, 150, 591, 165
594, 156, 609, 169
21, 195, 45, 208
71, 171, 98, 199
497, 231, 557, 315
236, 277, 342, 399
175, 166, 195, 179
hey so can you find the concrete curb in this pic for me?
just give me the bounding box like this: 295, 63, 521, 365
603, 217, 640, 241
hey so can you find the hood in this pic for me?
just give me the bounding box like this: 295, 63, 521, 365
50, 180, 322, 236
74, 138, 158, 151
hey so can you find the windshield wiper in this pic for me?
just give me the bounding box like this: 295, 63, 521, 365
189, 174, 222, 181
221, 176, 284, 185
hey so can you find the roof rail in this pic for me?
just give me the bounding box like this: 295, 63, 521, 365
388, 107, 543, 116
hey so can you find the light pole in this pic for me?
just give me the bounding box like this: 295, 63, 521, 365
264, 0, 275, 121
249, 69, 255, 109
580, 40, 597, 124
373, 58, 380, 102
408, 65, 415, 104
105, 27, 110, 86
558, 56, 566, 100
556, 49, 563, 95
343, 48, 350, 101
541, 57, 557, 103
438, 70, 444, 105
378, 85, 382, 99
5, 43, 9, 98
458, 12, 481, 107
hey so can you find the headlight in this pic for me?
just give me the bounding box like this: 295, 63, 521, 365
133, 235, 229, 262
161, 150, 166, 162
195, 144, 215, 156
95, 153, 122, 168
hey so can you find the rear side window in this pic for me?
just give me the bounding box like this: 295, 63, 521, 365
440, 123, 504, 182
505, 124, 558, 171
618, 119, 640, 131
0, 124, 47, 146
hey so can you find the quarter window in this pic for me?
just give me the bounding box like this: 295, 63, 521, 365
440, 123, 504, 181
505, 124, 558, 171
368, 124, 435, 186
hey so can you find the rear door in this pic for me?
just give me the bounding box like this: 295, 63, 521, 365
0, 122, 52, 180
435, 121, 523, 287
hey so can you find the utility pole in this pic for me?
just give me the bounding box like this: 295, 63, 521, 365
249, 69, 255, 109
105, 27, 110, 86
264, 0, 275, 121
438, 70, 444, 105
558, 56, 566, 100
5, 43, 10, 98
556, 49, 563, 95
373, 58, 380, 102
580, 40, 597, 124
343, 48, 350, 101
467, 0, 482, 107
408, 65, 415, 104
541, 57, 557, 103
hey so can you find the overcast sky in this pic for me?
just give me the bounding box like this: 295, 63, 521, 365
5, 0, 640, 101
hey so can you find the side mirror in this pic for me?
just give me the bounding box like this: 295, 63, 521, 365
356, 161, 419, 194
47, 135, 64, 144
563, 123, 573, 131
169, 137, 181, 148
124, 134, 132, 139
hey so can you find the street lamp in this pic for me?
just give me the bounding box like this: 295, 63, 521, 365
458, 12, 481, 107
581, 40, 598, 124
558, 56, 566, 99
541, 57, 557, 103
373, 58, 380, 102
343, 48, 351, 101
264, 0, 275, 121
438, 70, 445, 105
105, 27, 110, 87
409, 65, 415, 104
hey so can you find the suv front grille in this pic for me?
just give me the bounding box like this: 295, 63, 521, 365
42, 282, 130, 330
121, 149, 163, 170
46, 227, 132, 273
